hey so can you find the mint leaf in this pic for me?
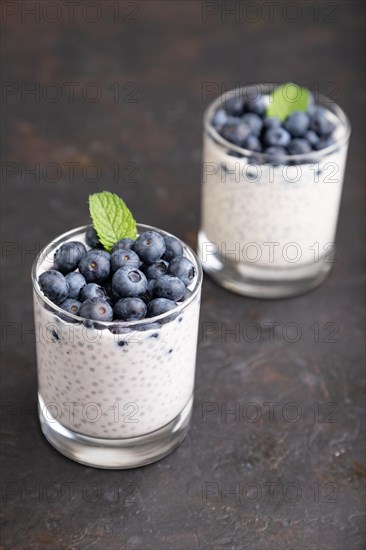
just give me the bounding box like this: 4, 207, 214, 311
266, 83, 310, 121
89, 192, 137, 251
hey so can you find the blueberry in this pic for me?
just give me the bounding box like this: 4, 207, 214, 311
78, 250, 110, 283
59, 298, 81, 318
111, 238, 135, 254
284, 111, 310, 137
39, 270, 69, 305
85, 226, 102, 249
310, 106, 336, 136
305, 130, 320, 149
80, 283, 106, 302
287, 138, 312, 155
147, 298, 177, 318
105, 296, 115, 308
53, 241, 86, 274
264, 127, 291, 147
168, 257, 196, 286
264, 146, 287, 165
114, 297, 147, 321
223, 96, 245, 116
65, 272, 86, 299
154, 275, 185, 301
247, 156, 261, 165
265, 146, 287, 156
142, 260, 169, 280
241, 113, 263, 137
74, 241, 87, 256
109, 322, 132, 335
263, 116, 281, 130
212, 108, 229, 131
314, 136, 336, 150
220, 121, 239, 143
179, 287, 193, 302
79, 298, 113, 322
112, 267, 148, 298
107, 326, 126, 337
140, 279, 155, 304
102, 280, 120, 304
227, 151, 244, 158
221, 120, 251, 146
308, 103, 316, 116
245, 96, 265, 115
163, 236, 183, 262
133, 231, 166, 264
243, 135, 262, 153
110, 248, 140, 272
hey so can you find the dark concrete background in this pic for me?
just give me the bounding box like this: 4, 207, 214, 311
1, 1, 365, 548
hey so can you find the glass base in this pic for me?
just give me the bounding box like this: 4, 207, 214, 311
38, 394, 193, 469
198, 231, 332, 299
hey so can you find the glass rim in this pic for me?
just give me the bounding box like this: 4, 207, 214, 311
32, 223, 203, 328
204, 83, 351, 163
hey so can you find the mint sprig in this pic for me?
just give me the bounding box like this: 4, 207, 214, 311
266, 83, 310, 121
89, 192, 137, 252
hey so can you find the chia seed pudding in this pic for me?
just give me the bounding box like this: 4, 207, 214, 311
33, 225, 202, 440
199, 84, 350, 296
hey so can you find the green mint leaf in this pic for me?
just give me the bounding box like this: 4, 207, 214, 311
266, 83, 310, 121
89, 191, 137, 252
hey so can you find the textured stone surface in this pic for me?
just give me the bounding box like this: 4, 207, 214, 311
1, 2, 365, 548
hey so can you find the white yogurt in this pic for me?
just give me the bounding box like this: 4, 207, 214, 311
34, 231, 201, 439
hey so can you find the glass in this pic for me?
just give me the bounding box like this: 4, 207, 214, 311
32, 224, 202, 469
199, 84, 351, 298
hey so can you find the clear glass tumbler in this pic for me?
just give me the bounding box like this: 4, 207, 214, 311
199, 84, 351, 298
32, 224, 202, 469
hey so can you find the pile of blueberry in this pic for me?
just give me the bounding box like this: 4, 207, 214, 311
211, 95, 337, 162
38, 227, 196, 323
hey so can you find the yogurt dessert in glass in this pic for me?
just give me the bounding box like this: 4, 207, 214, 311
32, 194, 202, 468
199, 83, 351, 298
